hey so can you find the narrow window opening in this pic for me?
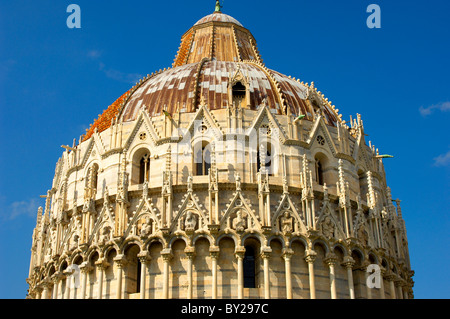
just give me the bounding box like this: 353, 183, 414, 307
232, 82, 246, 108
243, 246, 256, 288
136, 260, 142, 293
139, 154, 150, 184
195, 143, 211, 176
315, 159, 324, 185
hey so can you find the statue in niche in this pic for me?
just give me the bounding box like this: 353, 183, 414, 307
184, 211, 197, 231
280, 211, 293, 234
98, 226, 111, 246
140, 218, 153, 238
322, 216, 335, 239
232, 210, 246, 232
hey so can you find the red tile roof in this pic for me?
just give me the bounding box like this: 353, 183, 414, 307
83, 90, 131, 142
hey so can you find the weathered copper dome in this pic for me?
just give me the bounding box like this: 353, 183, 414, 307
84, 8, 342, 141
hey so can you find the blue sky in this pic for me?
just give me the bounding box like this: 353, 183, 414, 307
0, 0, 448, 299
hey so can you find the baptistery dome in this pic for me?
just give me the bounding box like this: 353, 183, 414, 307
27, 3, 414, 300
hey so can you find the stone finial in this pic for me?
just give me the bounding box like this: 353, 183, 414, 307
235, 172, 241, 192
187, 175, 193, 193
215, 0, 222, 13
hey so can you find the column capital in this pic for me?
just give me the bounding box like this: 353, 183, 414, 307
394, 278, 405, 287
304, 249, 317, 263
184, 246, 196, 259
41, 278, 53, 289
161, 248, 173, 262
235, 246, 246, 259
51, 272, 64, 284
34, 285, 44, 294
341, 256, 355, 269
358, 260, 371, 271
80, 262, 94, 273
261, 247, 272, 259
137, 251, 152, 264
95, 258, 110, 270
324, 253, 338, 266
384, 272, 397, 282
282, 248, 294, 260
209, 246, 220, 259
113, 254, 128, 268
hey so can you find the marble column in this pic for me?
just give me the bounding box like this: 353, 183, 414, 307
235, 247, 246, 299
386, 274, 397, 299
209, 246, 220, 299
79, 262, 93, 299
113, 255, 127, 300
379, 267, 386, 299
138, 251, 151, 299
63, 270, 71, 299
325, 254, 338, 299
35, 287, 43, 299
282, 248, 294, 299
51, 272, 63, 299
360, 262, 372, 299
185, 247, 195, 299
342, 256, 355, 299
95, 259, 109, 299
304, 250, 317, 299
42, 280, 52, 300
161, 249, 173, 299
261, 247, 272, 299
396, 279, 404, 299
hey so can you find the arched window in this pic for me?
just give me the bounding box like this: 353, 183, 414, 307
139, 154, 150, 184
232, 81, 246, 108
243, 246, 256, 288
194, 142, 211, 176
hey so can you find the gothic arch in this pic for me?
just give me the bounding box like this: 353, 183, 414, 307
86, 247, 101, 263
240, 232, 263, 247
129, 145, 152, 185
313, 151, 332, 186
102, 243, 120, 259
120, 237, 144, 255
368, 251, 379, 265
216, 233, 239, 249
192, 233, 215, 247
312, 238, 331, 255
168, 235, 190, 249
289, 236, 309, 249
192, 139, 212, 176
143, 236, 166, 252
331, 242, 350, 257
266, 234, 287, 249
69, 251, 85, 266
